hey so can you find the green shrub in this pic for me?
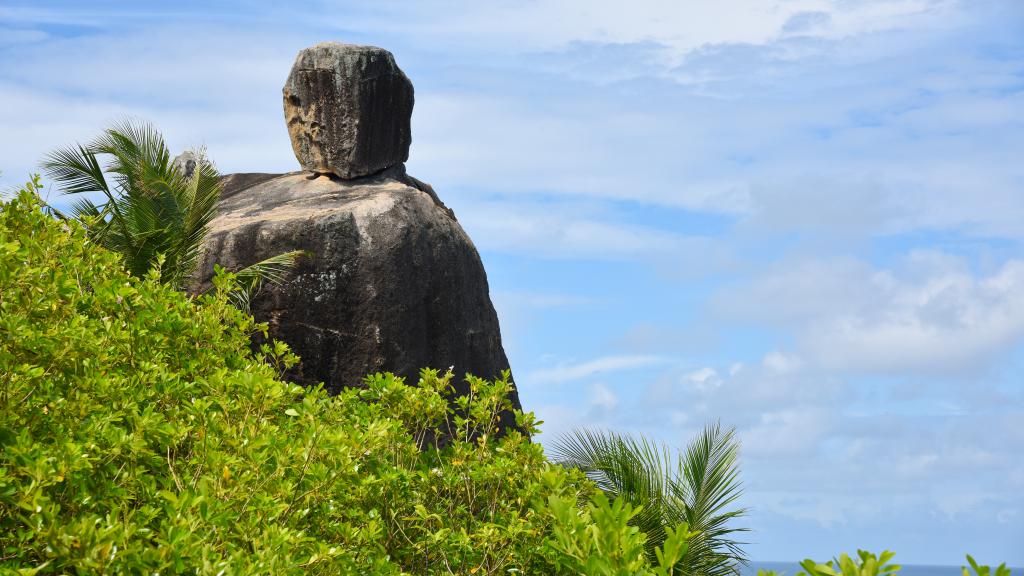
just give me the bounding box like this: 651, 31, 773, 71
757, 552, 1013, 576
546, 491, 694, 576
964, 555, 1013, 576
797, 550, 900, 576
0, 182, 628, 574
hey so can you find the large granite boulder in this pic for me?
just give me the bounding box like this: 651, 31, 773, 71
195, 166, 521, 418
196, 42, 521, 433
283, 43, 414, 179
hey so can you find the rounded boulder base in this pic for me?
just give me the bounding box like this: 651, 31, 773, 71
283, 42, 414, 180
195, 167, 523, 432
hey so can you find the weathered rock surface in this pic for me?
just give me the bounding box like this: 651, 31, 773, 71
283, 43, 414, 179
194, 166, 521, 418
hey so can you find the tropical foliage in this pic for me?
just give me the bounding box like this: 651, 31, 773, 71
0, 183, 694, 574
796, 550, 901, 576
550, 423, 747, 576
963, 555, 1014, 576
3, 180, 1010, 572
546, 491, 695, 576
40, 120, 301, 302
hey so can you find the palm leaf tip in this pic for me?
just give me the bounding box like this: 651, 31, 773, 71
220, 250, 308, 313
234, 250, 309, 288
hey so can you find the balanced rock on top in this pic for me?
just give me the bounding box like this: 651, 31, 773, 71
283, 42, 414, 179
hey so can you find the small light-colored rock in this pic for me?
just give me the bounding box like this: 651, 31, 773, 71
172, 151, 197, 179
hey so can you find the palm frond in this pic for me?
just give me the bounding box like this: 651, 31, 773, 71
42, 141, 132, 248
234, 250, 307, 289
550, 422, 747, 574
45, 119, 307, 307
67, 196, 105, 220
41, 143, 112, 198
94, 119, 173, 188
224, 250, 307, 312
174, 151, 222, 284
551, 428, 675, 556
673, 422, 748, 576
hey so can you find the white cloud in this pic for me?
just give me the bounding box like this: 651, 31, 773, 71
743, 407, 831, 458
823, 256, 1024, 372
762, 351, 802, 374
5, 1, 957, 62
0, 27, 47, 46
525, 354, 664, 386
320, 0, 953, 61
530, 403, 585, 443
0, 22, 306, 190
3, 2, 1021, 251
526, 332, 1022, 560
589, 382, 619, 411
752, 491, 855, 528
669, 410, 690, 426
716, 254, 1024, 376
453, 198, 714, 260
408, 91, 753, 212
681, 366, 723, 393
894, 452, 940, 477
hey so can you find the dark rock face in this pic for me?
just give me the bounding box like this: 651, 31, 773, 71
195, 166, 521, 418
283, 43, 414, 179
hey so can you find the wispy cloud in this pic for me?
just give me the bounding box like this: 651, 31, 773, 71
315, 0, 953, 60
714, 253, 1024, 375
525, 355, 665, 386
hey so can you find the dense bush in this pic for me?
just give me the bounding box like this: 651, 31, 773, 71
0, 182, 704, 574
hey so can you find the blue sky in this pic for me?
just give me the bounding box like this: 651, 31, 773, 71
2, 0, 1022, 564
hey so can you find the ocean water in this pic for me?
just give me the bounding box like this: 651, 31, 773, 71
744, 561, 1021, 576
